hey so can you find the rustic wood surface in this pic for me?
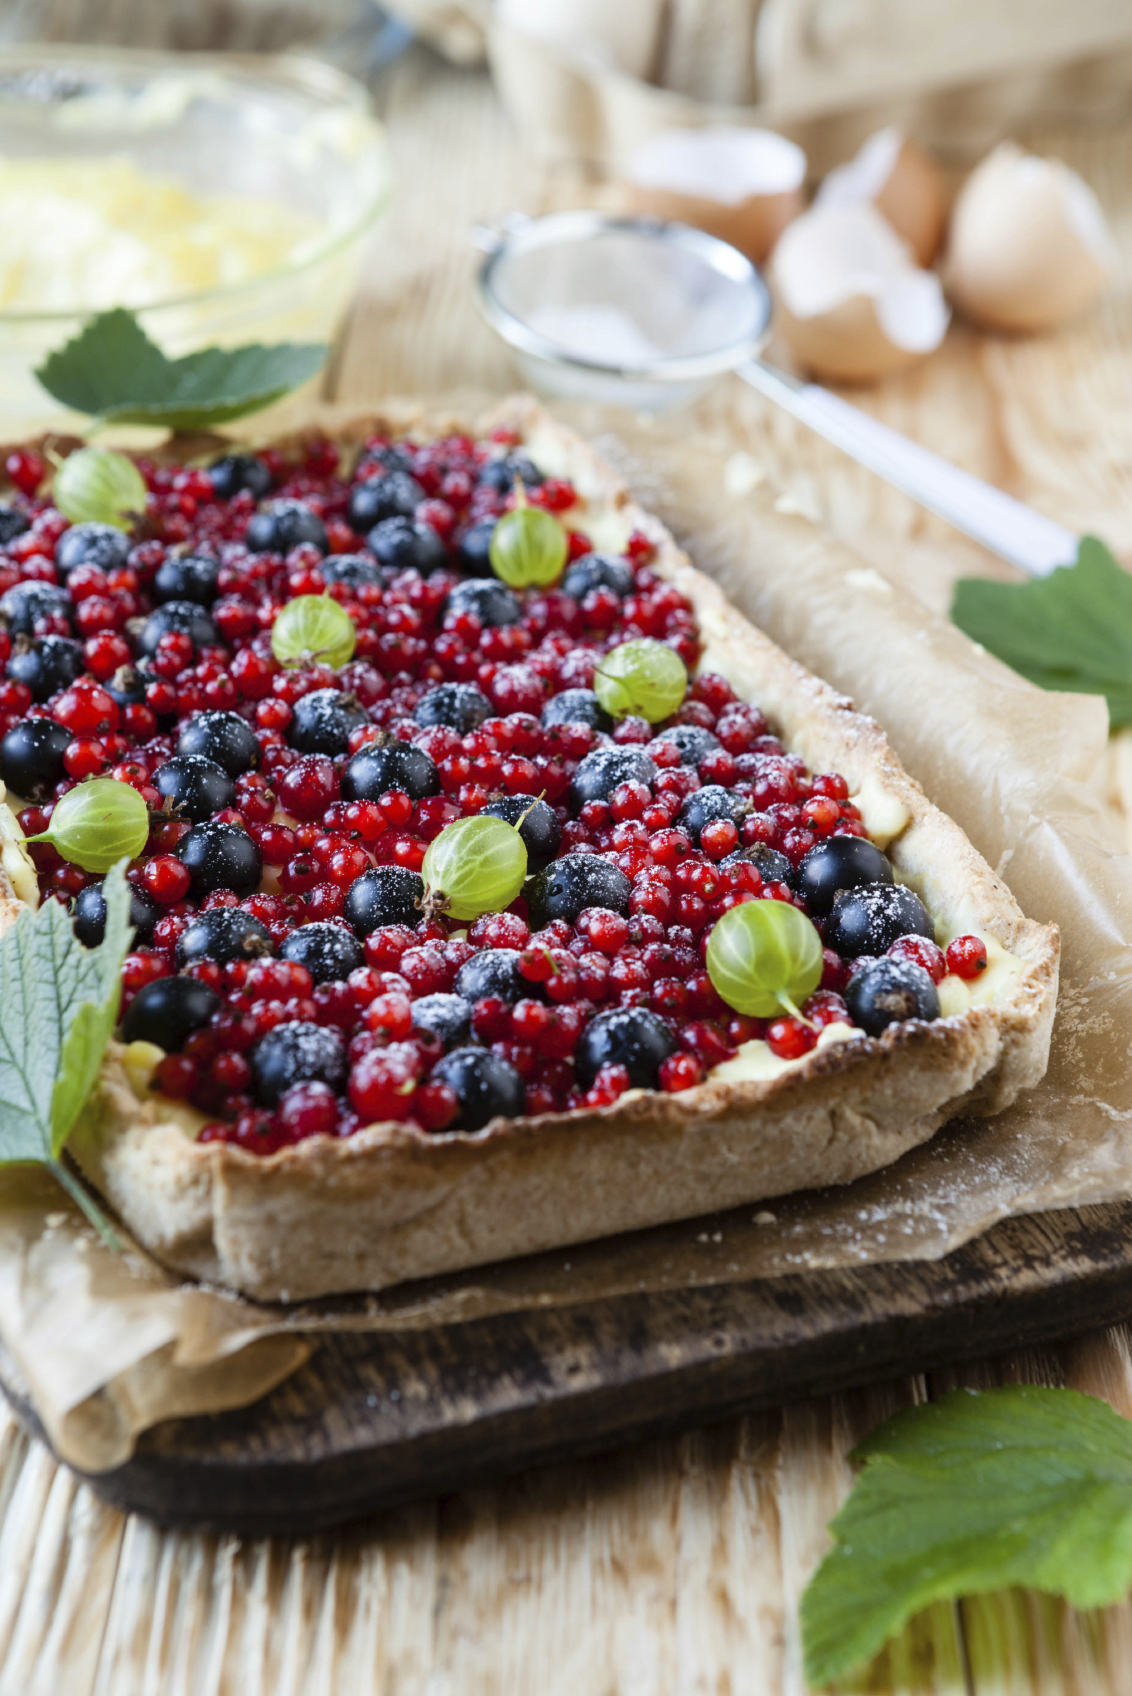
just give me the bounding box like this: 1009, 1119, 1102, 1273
3, 37, 1132, 1695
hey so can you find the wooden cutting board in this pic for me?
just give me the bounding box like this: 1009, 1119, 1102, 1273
4, 1196, 1132, 1536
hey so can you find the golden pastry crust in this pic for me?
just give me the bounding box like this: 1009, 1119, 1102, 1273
52, 400, 1057, 1302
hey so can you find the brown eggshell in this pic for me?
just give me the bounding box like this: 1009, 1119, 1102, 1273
873, 137, 949, 267
621, 180, 803, 264
774, 293, 929, 384
944, 143, 1114, 333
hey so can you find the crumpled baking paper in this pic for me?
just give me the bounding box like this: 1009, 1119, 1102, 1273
2, 407, 1129, 1474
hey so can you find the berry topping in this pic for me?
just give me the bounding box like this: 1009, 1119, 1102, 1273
410, 992, 473, 1050
177, 820, 263, 897
288, 689, 369, 756
454, 948, 528, 1005
137, 600, 219, 658
176, 907, 273, 967
444, 578, 521, 629
54, 522, 130, 577
251, 1020, 347, 1107
569, 746, 657, 812
524, 853, 631, 929
456, 519, 496, 576
176, 710, 260, 776
481, 793, 561, 871
575, 1007, 674, 1091
415, 683, 493, 734
541, 688, 612, 732
72, 880, 158, 947
347, 472, 424, 531
824, 884, 934, 959
122, 975, 220, 1050
845, 958, 941, 1035
0, 504, 29, 544
430, 1046, 526, 1130
344, 865, 425, 935
207, 453, 272, 501
656, 724, 721, 765
6, 635, 84, 701
0, 716, 72, 795
153, 754, 236, 823
153, 553, 221, 606
676, 784, 747, 845
946, 934, 989, 980
1, 582, 73, 637
280, 921, 364, 985
795, 835, 893, 917
561, 552, 634, 601
367, 517, 446, 575
319, 553, 383, 590
341, 739, 439, 803
246, 499, 328, 556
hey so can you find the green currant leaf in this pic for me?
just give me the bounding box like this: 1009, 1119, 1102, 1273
951, 536, 1132, 727
802, 1386, 1132, 1689
35, 307, 327, 430
0, 861, 133, 1241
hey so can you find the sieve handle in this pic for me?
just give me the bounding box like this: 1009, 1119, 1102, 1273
736, 359, 1079, 578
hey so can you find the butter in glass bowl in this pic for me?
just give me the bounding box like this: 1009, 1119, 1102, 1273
0, 46, 392, 436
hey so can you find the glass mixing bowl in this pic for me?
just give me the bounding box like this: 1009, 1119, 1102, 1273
0, 44, 391, 435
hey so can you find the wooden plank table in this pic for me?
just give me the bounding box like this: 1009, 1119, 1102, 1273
3, 42, 1132, 1696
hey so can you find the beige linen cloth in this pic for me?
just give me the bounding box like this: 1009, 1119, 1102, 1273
393, 0, 1132, 173
0, 409, 1128, 1475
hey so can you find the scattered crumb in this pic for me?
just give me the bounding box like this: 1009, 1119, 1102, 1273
845, 567, 893, 596
754, 1210, 777, 1225
724, 451, 767, 497
774, 483, 822, 522
44, 1212, 66, 1229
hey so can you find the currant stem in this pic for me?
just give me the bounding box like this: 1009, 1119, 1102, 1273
47, 1158, 122, 1251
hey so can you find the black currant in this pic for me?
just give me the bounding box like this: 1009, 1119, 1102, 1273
795, 836, 894, 918
414, 683, 493, 735
347, 473, 423, 532
251, 1020, 347, 1108
319, 554, 383, 591
0, 717, 71, 795
524, 853, 631, 929
344, 865, 425, 935
5, 635, 84, 701
541, 688, 612, 733
481, 792, 561, 871
245, 499, 328, 556
0, 505, 29, 546
825, 884, 935, 959
575, 1007, 674, 1090
177, 820, 263, 897
207, 453, 272, 501
122, 975, 220, 1051
341, 739, 439, 803
845, 958, 940, 1035
0, 582, 73, 637
288, 689, 368, 757
54, 522, 129, 577
367, 517, 446, 576
676, 784, 747, 844
561, 552, 634, 601
153, 754, 236, 822
137, 600, 219, 658
72, 880, 159, 948
476, 455, 542, 492
454, 948, 529, 1005
153, 552, 221, 606
569, 746, 657, 813
176, 906, 272, 967
176, 710, 260, 777
410, 992, 472, 1050
444, 579, 521, 628
280, 920, 364, 985
430, 1045, 525, 1131
456, 519, 495, 576
656, 724, 721, 765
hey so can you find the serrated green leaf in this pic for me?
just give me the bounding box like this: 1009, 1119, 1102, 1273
951, 536, 1132, 727
0, 862, 133, 1239
34, 308, 327, 431
801, 1386, 1132, 1689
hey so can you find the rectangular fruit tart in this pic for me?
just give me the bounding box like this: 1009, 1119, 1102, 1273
0, 400, 1059, 1302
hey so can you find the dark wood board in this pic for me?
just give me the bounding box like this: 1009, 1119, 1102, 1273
5, 1198, 1132, 1536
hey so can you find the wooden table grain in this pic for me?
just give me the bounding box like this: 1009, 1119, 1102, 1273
3, 43, 1132, 1696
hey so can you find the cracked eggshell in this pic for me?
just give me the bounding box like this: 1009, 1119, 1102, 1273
944, 144, 1115, 333
771, 201, 950, 384
816, 127, 948, 267
621, 127, 806, 264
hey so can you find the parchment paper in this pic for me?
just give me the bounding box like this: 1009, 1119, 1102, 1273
3, 409, 1130, 1474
